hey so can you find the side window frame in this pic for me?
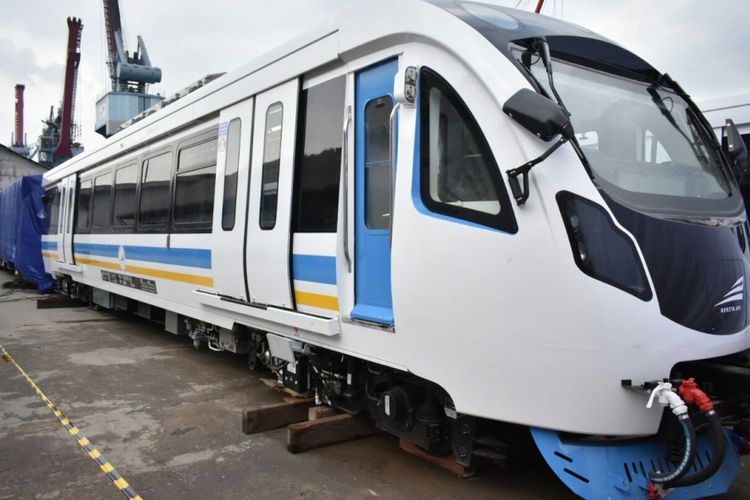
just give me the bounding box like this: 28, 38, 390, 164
418, 67, 517, 233
91, 170, 114, 233
259, 101, 284, 230
111, 162, 140, 232
221, 118, 242, 231
46, 187, 61, 235
75, 177, 93, 234
291, 75, 346, 233
137, 148, 174, 233
171, 131, 218, 233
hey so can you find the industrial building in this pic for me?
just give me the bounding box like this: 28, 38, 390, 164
0, 144, 47, 190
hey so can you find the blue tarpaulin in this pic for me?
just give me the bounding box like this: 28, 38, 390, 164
0, 175, 56, 292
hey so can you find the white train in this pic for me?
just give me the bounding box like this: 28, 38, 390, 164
41, 1, 750, 497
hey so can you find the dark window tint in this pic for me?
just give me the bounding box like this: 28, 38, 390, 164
139, 152, 172, 226
112, 164, 138, 228
260, 102, 283, 230
364, 96, 393, 230
293, 76, 345, 233
222, 119, 242, 230
75, 179, 92, 232
46, 189, 61, 234
174, 138, 217, 229
92, 173, 113, 228
66, 186, 74, 233
175, 166, 216, 226
419, 68, 517, 232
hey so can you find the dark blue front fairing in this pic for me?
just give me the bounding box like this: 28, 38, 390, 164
607, 195, 750, 335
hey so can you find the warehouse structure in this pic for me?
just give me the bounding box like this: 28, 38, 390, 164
0, 144, 48, 190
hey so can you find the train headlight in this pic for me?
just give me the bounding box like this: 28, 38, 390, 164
557, 192, 652, 301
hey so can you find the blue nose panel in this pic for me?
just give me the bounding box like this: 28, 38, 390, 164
531, 426, 742, 499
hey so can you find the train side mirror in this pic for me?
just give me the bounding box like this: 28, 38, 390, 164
503, 88, 572, 142
503, 89, 575, 205
723, 119, 750, 186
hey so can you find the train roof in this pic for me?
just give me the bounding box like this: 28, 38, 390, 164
44, 0, 623, 185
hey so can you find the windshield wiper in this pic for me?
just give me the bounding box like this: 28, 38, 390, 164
532, 39, 570, 116
646, 86, 707, 165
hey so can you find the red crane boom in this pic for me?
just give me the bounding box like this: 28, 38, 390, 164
53, 17, 83, 162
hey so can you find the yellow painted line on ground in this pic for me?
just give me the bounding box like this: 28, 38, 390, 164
295, 290, 339, 311
125, 264, 214, 287
1, 345, 143, 500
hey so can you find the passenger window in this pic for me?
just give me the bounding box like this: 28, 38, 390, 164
419, 68, 516, 232
46, 189, 61, 234
58, 187, 66, 234
174, 138, 217, 229
92, 172, 113, 229
292, 76, 345, 233
75, 179, 92, 232
112, 164, 138, 228
364, 96, 393, 230
66, 186, 74, 233
139, 152, 172, 227
222, 119, 242, 230
260, 102, 283, 230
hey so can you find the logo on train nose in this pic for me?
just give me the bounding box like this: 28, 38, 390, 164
715, 276, 744, 314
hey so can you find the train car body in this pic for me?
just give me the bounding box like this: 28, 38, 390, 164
41, 1, 750, 497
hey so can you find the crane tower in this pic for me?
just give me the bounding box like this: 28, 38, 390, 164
95, 0, 163, 137
37, 17, 84, 168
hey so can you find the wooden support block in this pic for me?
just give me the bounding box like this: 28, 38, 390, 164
36, 296, 84, 309
259, 378, 284, 390
399, 437, 475, 478
308, 405, 339, 421
287, 413, 376, 454
242, 398, 314, 435
260, 378, 304, 398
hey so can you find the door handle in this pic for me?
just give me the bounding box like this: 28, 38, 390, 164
342, 105, 352, 273
388, 102, 401, 245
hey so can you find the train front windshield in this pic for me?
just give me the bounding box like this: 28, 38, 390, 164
519, 42, 741, 220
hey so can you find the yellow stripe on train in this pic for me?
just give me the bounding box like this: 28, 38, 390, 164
42, 252, 59, 259
75, 257, 121, 270
74, 255, 214, 287
125, 265, 214, 287
295, 290, 339, 311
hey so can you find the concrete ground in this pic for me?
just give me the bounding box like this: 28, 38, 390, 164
0, 272, 747, 500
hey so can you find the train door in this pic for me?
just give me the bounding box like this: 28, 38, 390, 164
213, 97, 254, 300
57, 175, 76, 265
245, 79, 299, 308
352, 59, 398, 325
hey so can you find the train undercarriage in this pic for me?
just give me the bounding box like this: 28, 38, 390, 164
56, 276, 750, 498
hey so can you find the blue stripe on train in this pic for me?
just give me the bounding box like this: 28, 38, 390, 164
125, 246, 211, 269
41, 241, 58, 250
73, 243, 212, 269
74, 243, 119, 258
292, 254, 337, 285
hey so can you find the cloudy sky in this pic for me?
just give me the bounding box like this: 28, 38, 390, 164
1, 0, 749, 158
